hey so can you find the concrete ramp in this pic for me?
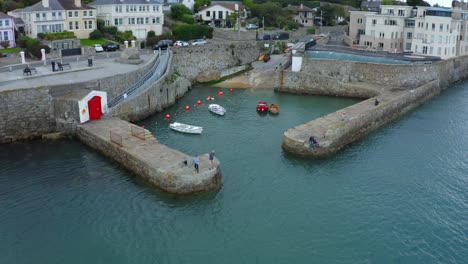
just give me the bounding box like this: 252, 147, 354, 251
77, 117, 222, 195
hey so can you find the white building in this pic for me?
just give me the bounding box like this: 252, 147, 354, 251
90, 0, 164, 39
8, 0, 96, 39
197, 3, 247, 27
349, 5, 464, 59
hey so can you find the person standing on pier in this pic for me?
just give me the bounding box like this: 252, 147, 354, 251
209, 150, 215, 167
341, 112, 347, 121
194, 155, 200, 173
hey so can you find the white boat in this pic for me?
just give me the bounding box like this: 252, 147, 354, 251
208, 104, 226, 116
169, 122, 203, 134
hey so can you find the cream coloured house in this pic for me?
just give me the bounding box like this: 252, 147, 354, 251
349, 5, 465, 59
8, 0, 95, 39
197, 3, 247, 28
90, 0, 164, 39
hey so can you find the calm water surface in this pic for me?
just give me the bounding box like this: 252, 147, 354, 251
1, 86, 467, 263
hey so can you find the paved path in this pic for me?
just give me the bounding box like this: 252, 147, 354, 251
0, 54, 154, 91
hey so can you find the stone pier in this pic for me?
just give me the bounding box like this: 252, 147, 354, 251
76, 117, 222, 195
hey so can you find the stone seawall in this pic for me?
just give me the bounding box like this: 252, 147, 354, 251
172, 43, 262, 82
76, 118, 222, 195
282, 80, 441, 158
0, 87, 56, 143
279, 54, 468, 158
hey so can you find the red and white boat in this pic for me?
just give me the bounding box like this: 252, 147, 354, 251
256, 101, 268, 112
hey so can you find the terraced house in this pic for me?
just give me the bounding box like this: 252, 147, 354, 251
8, 0, 96, 39
89, 0, 164, 39
0, 12, 16, 48
349, 5, 466, 59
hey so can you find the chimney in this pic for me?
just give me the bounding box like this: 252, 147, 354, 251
74, 0, 82, 7
42, 0, 49, 8
300, 3, 303, 9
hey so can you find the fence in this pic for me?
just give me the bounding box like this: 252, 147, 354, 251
110, 131, 123, 147
107, 50, 171, 109
130, 125, 146, 140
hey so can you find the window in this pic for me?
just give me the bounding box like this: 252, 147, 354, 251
219, 11, 223, 19
430, 47, 433, 54
84, 11, 88, 16
69, 21, 73, 30
391, 32, 394, 39
446, 24, 449, 31
75, 11, 79, 17
432, 23, 435, 31
69, 11, 73, 17
153, 5, 159, 11
407, 32, 412, 39
156, 17, 160, 23
3, 31, 8, 41
0, 21, 2, 27
4, 20, 8, 26
145, 17, 149, 24
88, 21, 93, 29
42, 13, 46, 18
89, 11, 93, 16
422, 46, 428, 54
206, 11, 210, 17
36, 13, 40, 19
431, 35, 434, 43
406, 42, 411, 50
437, 47, 441, 55
438, 35, 442, 43
372, 19, 376, 25
58, 12, 62, 17
52, 12, 56, 17
84, 20, 88, 29
398, 9, 405, 16
152, 18, 156, 24
440, 24, 443, 31
75, 21, 79, 30
129, 18, 135, 24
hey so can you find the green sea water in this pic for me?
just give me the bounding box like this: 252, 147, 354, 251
0, 85, 467, 263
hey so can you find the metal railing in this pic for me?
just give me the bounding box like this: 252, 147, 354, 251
107, 50, 171, 109
130, 125, 146, 140
110, 131, 123, 147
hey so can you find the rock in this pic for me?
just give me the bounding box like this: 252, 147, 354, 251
196, 70, 221, 83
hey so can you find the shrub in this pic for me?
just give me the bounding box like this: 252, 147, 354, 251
89, 29, 104, 40
181, 14, 195, 24
172, 24, 213, 40
171, 3, 193, 20
147, 30, 156, 38
37, 31, 76, 40
115, 30, 136, 43
104, 26, 118, 36
28, 43, 50, 58
307, 27, 316, 34
0, 41, 9, 49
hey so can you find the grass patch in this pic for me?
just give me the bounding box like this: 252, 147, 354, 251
1, 47, 22, 54
80, 38, 113, 46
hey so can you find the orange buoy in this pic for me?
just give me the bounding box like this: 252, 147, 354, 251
197, 100, 202, 105
185, 105, 190, 111
165, 114, 171, 119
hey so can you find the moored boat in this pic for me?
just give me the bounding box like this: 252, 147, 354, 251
208, 104, 226, 116
169, 122, 203, 134
269, 103, 279, 114
256, 101, 268, 113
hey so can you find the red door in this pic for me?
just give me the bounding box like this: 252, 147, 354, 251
88, 96, 102, 120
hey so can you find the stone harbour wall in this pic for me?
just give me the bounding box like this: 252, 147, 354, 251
0, 87, 56, 143
172, 43, 262, 82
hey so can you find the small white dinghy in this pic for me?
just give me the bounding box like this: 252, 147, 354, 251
208, 104, 226, 116
169, 122, 203, 134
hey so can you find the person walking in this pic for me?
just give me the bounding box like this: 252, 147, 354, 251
209, 150, 215, 167
374, 98, 380, 106
194, 155, 200, 173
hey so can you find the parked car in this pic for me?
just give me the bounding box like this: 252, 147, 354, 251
246, 24, 259, 30
94, 44, 104, 52
103, 42, 119, 51
174, 40, 189, 47
152, 39, 173, 50
190, 39, 207, 45
256, 34, 271, 41
273, 32, 290, 40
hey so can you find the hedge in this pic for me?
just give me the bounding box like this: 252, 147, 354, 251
172, 24, 213, 41
37, 31, 76, 40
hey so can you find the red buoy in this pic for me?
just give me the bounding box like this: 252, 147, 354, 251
185, 105, 190, 111
197, 100, 202, 105
230, 88, 234, 92
165, 114, 171, 119
218, 91, 224, 96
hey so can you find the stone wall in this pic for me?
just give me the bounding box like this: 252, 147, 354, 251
213, 27, 310, 41
282, 80, 441, 158
172, 43, 262, 82
0, 87, 55, 143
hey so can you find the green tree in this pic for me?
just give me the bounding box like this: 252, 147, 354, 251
147, 30, 156, 38
251, 2, 284, 27
320, 4, 336, 26
406, 0, 430, 6
194, 0, 211, 12
97, 19, 105, 33
227, 12, 238, 28
243, 0, 255, 8
171, 3, 193, 20
275, 16, 288, 29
